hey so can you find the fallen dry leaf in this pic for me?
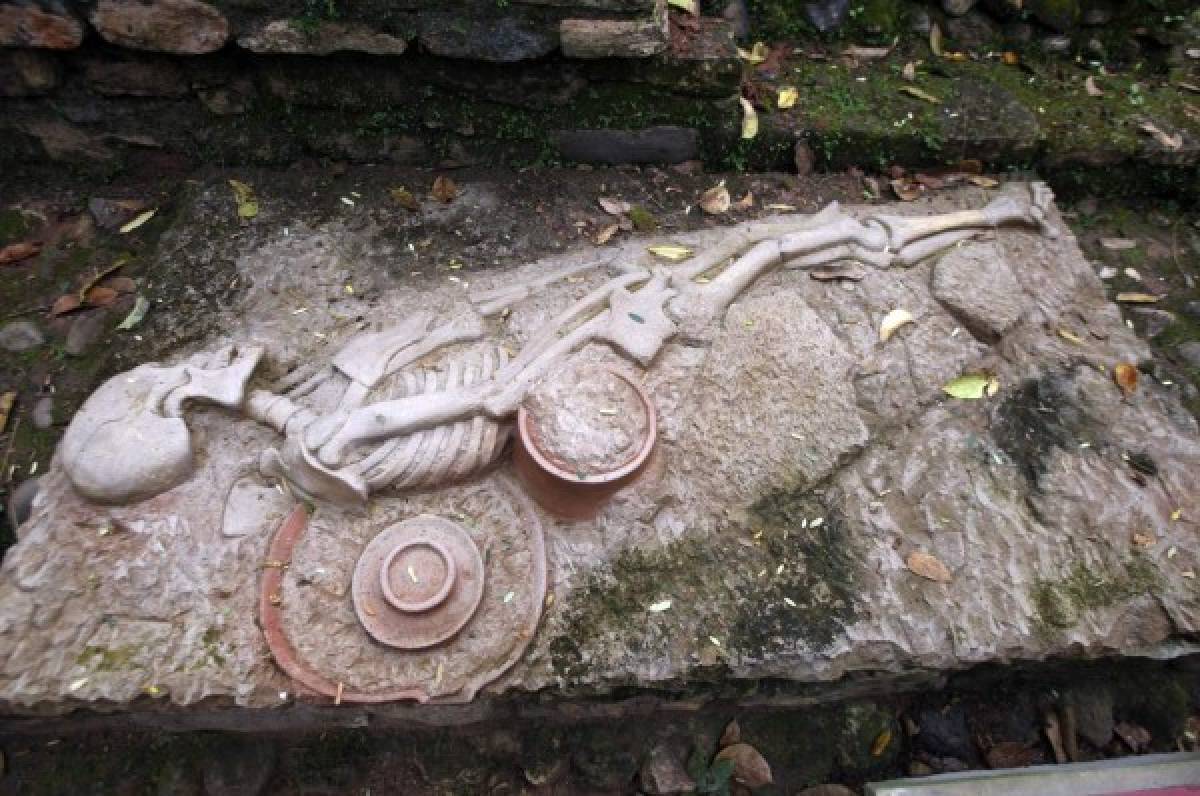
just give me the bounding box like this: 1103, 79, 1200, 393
714, 743, 773, 789
880, 308, 914, 342
1115, 722, 1151, 753
843, 44, 893, 60
902, 61, 917, 81
777, 86, 798, 109
1057, 328, 1084, 345
0, 392, 14, 435
389, 186, 420, 211
592, 224, 618, 246
49, 294, 82, 317
84, 286, 118, 308
1002, 51, 1019, 66
1100, 237, 1137, 250
1132, 532, 1154, 548
809, 263, 866, 281
929, 22, 943, 57
899, 85, 940, 104
871, 729, 893, 757
598, 197, 630, 216
103, 276, 137, 294
700, 183, 731, 215
1138, 121, 1183, 151
1085, 76, 1104, 97
1116, 292, 1160, 304
739, 97, 759, 139
667, 0, 698, 13
736, 41, 768, 64
1045, 710, 1067, 764
648, 244, 693, 262
720, 719, 741, 749
0, 240, 42, 266
733, 191, 754, 211
906, 551, 952, 583
890, 179, 922, 201
942, 372, 999, 399
431, 175, 458, 203
914, 173, 945, 190
1114, 363, 1139, 396
228, 180, 258, 219
119, 209, 156, 234
968, 175, 1000, 188
117, 295, 150, 330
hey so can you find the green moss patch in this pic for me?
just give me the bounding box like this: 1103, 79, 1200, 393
1031, 555, 1161, 632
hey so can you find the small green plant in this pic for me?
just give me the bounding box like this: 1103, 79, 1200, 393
687, 745, 735, 795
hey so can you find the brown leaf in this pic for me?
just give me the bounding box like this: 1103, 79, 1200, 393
1085, 76, 1104, 97
1044, 710, 1067, 764
954, 158, 984, 174
85, 286, 119, 307
1114, 363, 1139, 396
843, 44, 893, 60
0, 391, 14, 435
431, 176, 458, 203
985, 741, 1039, 769
890, 179, 922, 201
968, 175, 1000, 188
0, 240, 42, 266
720, 718, 742, 748
1100, 237, 1137, 250
906, 551, 952, 583
733, 192, 754, 211
714, 743, 773, 789
593, 223, 619, 246
389, 186, 420, 211
49, 294, 82, 317
1002, 51, 1019, 66
1132, 532, 1154, 547
700, 183, 731, 215
103, 276, 137, 294
1114, 721, 1151, 753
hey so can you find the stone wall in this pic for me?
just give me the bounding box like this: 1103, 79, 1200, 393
0, 0, 743, 172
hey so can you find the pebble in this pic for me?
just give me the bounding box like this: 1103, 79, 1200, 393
66, 311, 108, 356
0, 320, 45, 352
1183, 300, 1200, 321
1041, 35, 1073, 54
1178, 342, 1200, 369
31, 395, 53, 429
638, 745, 696, 795
942, 0, 979, 16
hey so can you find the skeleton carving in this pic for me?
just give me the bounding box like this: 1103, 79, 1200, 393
58, 185, 1057, 508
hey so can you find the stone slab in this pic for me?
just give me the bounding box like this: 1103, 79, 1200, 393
1, 185, 1198, 727
867, 752, 1200, 796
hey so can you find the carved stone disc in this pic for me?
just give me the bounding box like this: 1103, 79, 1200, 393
352, 515, 484, 650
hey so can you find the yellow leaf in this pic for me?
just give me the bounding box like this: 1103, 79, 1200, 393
390, 186, 419, 211
871, 729, 893, 757
739, 97, 758, 140
777, 86, 798, 109
593, 223, 619, 245
1057, 328, 1084, 344
648, 244, 694, 262
737, 41, 768, 64
899, 85, 941, 104
880, 308, 914, 342
667, 0, 698, 13
228, 179, 259, 219
906, 551, 952, 583
119, 209, 156, 233
930, 22, 943, 56
1115, 292, 1160, 304
968, 175, 1000, 188
942, 372, 998, 399
1002, 51, 1019, 66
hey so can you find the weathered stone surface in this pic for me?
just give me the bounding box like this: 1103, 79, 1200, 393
553, 126, 699, 164
90, 0, 230, 55
13, 117, 116, 164
0, 320, 45, 352
0, 49, 60, 97
237, 19, 410, 56
930, 241, 1027, 339
0, 1, 83, 49
1179, 341, 1200, 369
1065, 682, 1114, 748
944, 10, 999, 50
84, 58, 189, 98
560, 9, 667, 59
31, 396, 54, 430
65, 309, 108, 356
638, 744, 696, 794
0, 186, 1197, 732
419, 11, 557, 62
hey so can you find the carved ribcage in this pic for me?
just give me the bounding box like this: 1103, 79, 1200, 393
348, 346, 511, 492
